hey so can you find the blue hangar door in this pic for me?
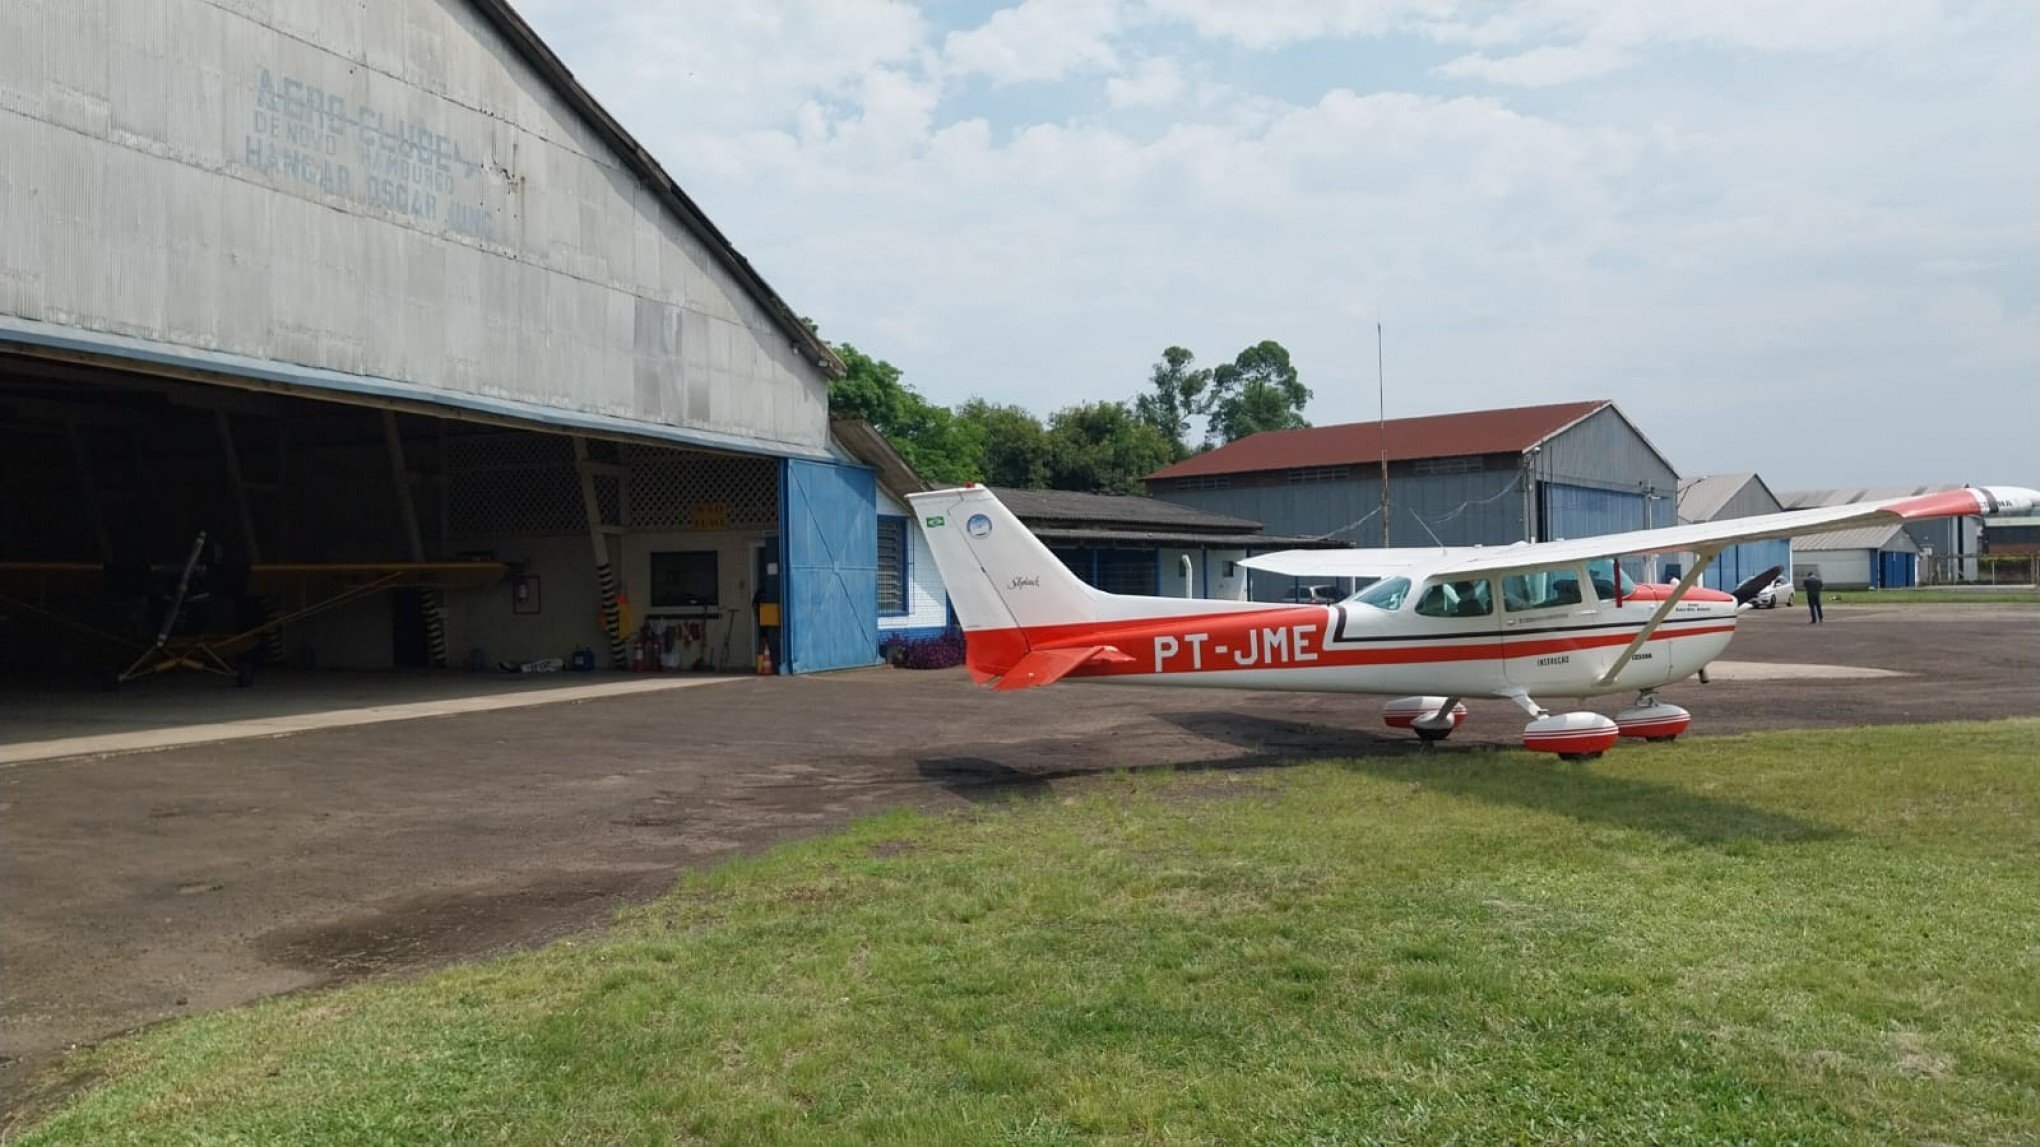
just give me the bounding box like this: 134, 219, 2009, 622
780, 459, 881, 673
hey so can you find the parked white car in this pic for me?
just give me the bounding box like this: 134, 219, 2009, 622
1751, 575, 1796, 609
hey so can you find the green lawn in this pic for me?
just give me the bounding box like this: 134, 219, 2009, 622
16, 721, 2040, 1145
1829, 587, 2040, 605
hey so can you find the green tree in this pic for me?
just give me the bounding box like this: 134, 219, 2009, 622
826, 342, 981, 485
1044, 401, 1180, 494
953, 399, 1051, 489
1205, 339, 1312, 445
1133, 346, 1211, 460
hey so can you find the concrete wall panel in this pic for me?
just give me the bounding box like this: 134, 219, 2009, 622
8, 0, 829, 454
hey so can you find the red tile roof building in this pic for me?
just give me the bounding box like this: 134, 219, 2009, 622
1144, 400, 1681, 562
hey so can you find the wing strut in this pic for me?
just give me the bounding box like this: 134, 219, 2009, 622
1592, 547, 1720, 689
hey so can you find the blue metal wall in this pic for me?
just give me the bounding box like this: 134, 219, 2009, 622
1545, 482, 1650, 539
781, 459, 881, 673
1706, 539, 1790, 592
1879, 551, 1917, 588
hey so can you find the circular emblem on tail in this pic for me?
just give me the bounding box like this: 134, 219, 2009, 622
966, 513, 993, 539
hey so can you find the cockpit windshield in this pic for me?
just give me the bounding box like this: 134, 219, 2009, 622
1348, 576, 1411, 611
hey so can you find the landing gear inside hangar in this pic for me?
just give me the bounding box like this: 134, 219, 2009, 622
1381, 689, 1693, 761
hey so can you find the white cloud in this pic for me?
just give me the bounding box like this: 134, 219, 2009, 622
940, 0, 1127, 85
1429, 0, 1985, 87
1138, 0, 1451, 51
1105, 56, 1186, 109
1433, 40, 1631, 87
514, 0, 928, 132
516, 1, 2040, 487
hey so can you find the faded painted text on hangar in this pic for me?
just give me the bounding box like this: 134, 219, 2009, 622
0, 0, 880, 678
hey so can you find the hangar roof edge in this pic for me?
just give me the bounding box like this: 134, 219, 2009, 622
464, 0, 845, 380
1143, 400, 1616, 482
0, 316, 837, 461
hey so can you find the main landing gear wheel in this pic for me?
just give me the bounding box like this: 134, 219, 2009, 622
1616, 695, 1692, 743
1384, 697, 1468, 743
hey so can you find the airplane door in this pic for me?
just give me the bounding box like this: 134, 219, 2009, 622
1499, 565, 1603, 692
1401, 577, 1505, 697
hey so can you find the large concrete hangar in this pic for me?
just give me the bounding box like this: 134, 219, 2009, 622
1, 0, 889, 677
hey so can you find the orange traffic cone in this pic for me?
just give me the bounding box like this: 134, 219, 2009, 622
756, 642, 774, 676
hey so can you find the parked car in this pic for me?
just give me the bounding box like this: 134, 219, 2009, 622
1751, 575, 1795, 609
1283, 584, 1341, 606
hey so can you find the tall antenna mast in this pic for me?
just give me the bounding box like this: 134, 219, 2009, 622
1376, 321, 1390, 547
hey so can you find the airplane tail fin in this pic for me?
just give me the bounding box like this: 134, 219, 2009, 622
905, 487, 1105, 635
905, 486, 1269, 688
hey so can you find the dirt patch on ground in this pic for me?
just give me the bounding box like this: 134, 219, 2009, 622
254, 868, 674, 978
4, 604, 2037, 1116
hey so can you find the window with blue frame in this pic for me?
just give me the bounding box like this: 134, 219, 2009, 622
877, 515, 908, 615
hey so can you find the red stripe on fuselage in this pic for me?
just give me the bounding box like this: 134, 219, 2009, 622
964, 603, 1736, 682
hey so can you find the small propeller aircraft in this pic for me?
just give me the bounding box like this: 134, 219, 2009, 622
908, 484, 2039, 760
0, 536, 505, 687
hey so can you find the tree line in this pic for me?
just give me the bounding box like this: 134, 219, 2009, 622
826, 339, 1313, 493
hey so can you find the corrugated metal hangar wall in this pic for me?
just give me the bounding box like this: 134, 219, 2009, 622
0, 0, 882, 678
1154, 406, 1680, 588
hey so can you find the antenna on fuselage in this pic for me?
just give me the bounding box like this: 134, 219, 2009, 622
1377, 321, 1390, 548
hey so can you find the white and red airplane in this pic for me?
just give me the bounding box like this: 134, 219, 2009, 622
907, 484, 2039, 760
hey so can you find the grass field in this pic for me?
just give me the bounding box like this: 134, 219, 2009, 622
15, 721, 2040, 1145
1830, 588, 2040, 605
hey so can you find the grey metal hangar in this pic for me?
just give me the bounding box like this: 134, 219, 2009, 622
0, 0, 903, 685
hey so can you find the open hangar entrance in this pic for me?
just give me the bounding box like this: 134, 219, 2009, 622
0, 346, 876, 687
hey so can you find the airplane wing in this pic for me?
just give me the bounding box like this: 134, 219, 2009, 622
1243, 485, 2040, 582
244, 562, 506, 592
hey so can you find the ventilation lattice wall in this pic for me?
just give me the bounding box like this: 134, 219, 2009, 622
445, 432, 779, 538
624, 446, 778, 532
445, 432, 583, 538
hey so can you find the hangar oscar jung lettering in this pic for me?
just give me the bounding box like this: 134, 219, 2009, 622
245, 68, 502, 242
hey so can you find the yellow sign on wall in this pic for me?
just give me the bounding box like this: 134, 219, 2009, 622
690, 501, 731, 532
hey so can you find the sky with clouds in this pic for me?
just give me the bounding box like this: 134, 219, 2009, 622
515, 0, 2038, 491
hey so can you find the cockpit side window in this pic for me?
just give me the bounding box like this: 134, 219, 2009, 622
1415, 579, 1494, 618
1585, 558, 1638, 602
1502, 567, 1586, 612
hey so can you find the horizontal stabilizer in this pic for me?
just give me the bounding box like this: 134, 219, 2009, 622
991, 645, 1132, 691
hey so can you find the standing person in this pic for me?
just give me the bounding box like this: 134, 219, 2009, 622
1803, 571, 1825, 624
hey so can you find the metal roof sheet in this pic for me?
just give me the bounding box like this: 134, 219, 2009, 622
1793, 524, 1919, 552
991, 487, 1263, 531
1778, 485, 1966, 509
1031, 527, 1345, 550
1146, 400, 1609, 481
1677, 473, 1781, 522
